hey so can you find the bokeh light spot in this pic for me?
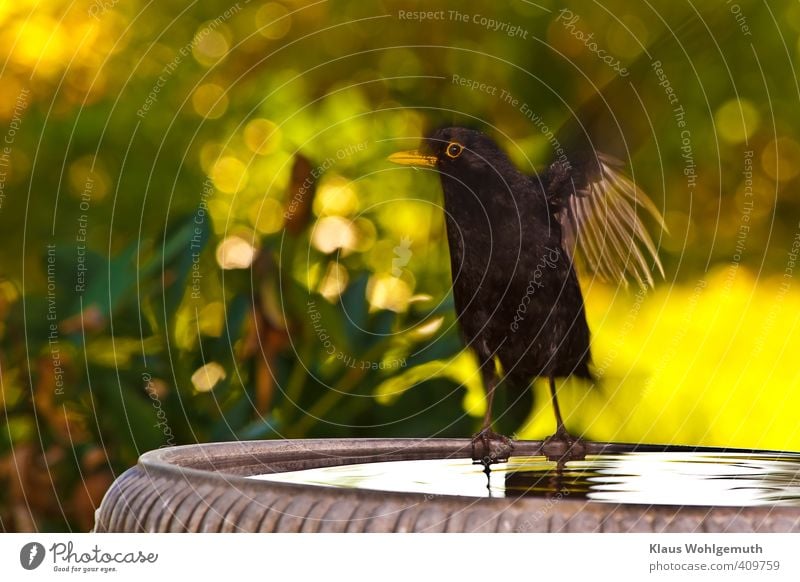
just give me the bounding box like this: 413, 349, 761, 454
313, 176, 359, 217
192, 83, 229, 119
367, 274, 412, 313
191, 362, 226, 392
257, 3, 292, 40
193, 28, 229, 65
244, 118, 281, 155
311, 216, 358, 254
211, 156, 249, 193
715, 98, 760, 144
249, 198, 285, 234
319, 261, 349, 301
68, 156, 110, 201
761, 137, 800, 182
216, 235, 257, 269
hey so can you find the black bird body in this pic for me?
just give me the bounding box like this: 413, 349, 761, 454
389, 126, 664, 461
436, 131, 591, 386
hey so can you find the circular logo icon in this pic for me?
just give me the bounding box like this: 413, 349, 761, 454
19, 542, 46, 570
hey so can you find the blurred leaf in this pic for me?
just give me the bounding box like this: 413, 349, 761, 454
373, 350, 484, 418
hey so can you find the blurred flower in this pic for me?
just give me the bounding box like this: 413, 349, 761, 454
191, 362, 226, 392
367, 274, 412, 313
311, 216, 358, 254
216, 235, 257, 269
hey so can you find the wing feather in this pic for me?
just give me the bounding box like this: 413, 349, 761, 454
558, 153, 666, 289
542, 9, 730, 288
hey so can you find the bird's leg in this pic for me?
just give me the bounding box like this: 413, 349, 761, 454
471, 364, 513, 465
549, 376, 568, 437
480, 368, 498, 434
542, 377, 586, 461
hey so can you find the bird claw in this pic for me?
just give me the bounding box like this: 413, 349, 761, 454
542, 428, 587, 461
471, 428, 514, 465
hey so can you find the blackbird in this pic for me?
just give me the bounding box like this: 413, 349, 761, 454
388, 126, 665, 463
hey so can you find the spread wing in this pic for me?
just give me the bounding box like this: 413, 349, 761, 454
538, 8, 725, 288
548, 153, 666, 289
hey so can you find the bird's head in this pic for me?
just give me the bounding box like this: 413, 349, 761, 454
388, 127, 511, 177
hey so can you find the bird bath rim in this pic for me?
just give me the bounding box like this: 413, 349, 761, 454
93, 438, 800, 533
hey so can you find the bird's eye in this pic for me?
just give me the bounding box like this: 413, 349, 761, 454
445, 142, 464, 159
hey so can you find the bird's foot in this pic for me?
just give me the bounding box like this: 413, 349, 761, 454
471, 428, 514, 466
542, 428, 587, 461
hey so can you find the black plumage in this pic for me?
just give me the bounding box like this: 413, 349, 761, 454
390, 126, 665, 462
433, 129, 593, 386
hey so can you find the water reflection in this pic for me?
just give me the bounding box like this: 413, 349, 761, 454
251, 452, 800, 506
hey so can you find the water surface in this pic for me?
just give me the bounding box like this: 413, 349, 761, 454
251, 452, 800, 506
